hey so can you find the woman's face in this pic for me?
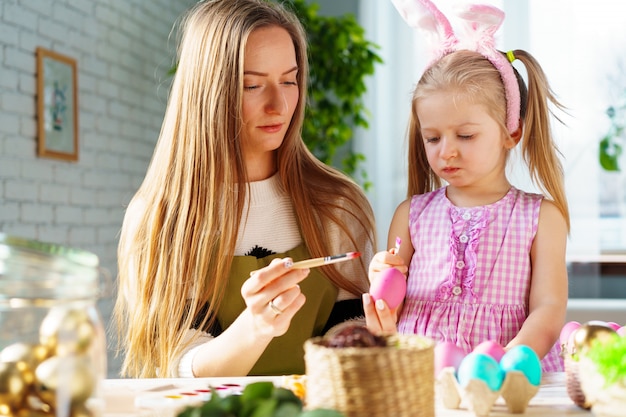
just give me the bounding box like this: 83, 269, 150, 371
241, 25, 299, 179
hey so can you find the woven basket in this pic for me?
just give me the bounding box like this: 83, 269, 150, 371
304, 334, 434, 417
564, 355, 591, 409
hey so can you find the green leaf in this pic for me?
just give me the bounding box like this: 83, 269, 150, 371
271, 387, 302, 406
249, 398, 278, 417
299, 409, 346, 417
219, 394, 242, 414
273, 402, 302, 417
599, 135, 623, 171
241, 382, 275, 401
182, 402, 231, 417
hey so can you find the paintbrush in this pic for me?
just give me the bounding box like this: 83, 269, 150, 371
290, 251, 361, 269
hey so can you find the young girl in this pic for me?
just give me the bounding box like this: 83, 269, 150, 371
364, 0, 569, 371
114, 0, 376, 378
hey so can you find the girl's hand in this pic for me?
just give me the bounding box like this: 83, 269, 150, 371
362, 293, 398, 336
365, 247, 407, 336
240, 258, 309, 338
368, 250, 408, 281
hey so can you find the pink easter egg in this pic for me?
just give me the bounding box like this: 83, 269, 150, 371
618, 326, 626, 337
369, 267, 406, 310
607, 322, 621, 331
473, 340, 506, 362
434, 341, 466, 375
566, 329, 579, 353
559, 321, 581, 345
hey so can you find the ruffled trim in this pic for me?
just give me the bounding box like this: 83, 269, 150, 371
436, 188, 516, 302
400, 298, 525, 344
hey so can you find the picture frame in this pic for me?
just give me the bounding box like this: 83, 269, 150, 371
36, 47, 78, 161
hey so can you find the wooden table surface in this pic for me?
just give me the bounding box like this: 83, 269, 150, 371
100, 372, 591, 417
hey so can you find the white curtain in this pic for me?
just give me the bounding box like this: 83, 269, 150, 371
356, 1, 422, 249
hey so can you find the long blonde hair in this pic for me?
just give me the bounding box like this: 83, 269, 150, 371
407, 50, 569, 229
113, 0, 376, 378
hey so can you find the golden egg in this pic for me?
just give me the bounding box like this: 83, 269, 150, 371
1, 343, 50, 368
572, 322, 618, 354
39, 308, 95, 356
0, 361, 28, 410
24, 392, 53, 413
70, 403, 95, 417
16, 408, 55, 417
34, 355, 96, 408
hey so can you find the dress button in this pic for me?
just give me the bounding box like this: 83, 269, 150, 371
452, 286, 462, 295
462, 212, 471, 221
459, 234, 469, 243
455, 260, 465, 269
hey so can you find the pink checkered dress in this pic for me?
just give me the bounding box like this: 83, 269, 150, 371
397, 186, 562, 372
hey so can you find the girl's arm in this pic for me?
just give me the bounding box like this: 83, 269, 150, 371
505, 200, 568, 358
364, 199, 413, 335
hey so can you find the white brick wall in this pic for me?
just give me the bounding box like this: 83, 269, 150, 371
0, 0, 197, 377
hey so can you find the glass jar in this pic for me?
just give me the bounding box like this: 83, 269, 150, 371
0, 234, 106, 417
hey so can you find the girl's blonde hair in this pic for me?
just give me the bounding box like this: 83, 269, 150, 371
114, 0, 376, 378
407, 49, 569, 229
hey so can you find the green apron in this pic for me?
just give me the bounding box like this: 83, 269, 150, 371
217, 243, 337, 375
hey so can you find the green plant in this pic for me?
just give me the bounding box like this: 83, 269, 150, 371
599, 104, 625, 172
176, 381, 344, 417
281, 0, 382, 189
586, 333, 626, 387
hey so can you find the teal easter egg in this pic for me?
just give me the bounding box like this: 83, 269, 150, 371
457, 352, 504, 392
500, 345, 542, 386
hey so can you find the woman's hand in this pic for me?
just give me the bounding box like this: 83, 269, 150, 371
240, 258, 309, 338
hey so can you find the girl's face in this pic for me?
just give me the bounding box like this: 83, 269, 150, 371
417, 91, 517, 192
241, 25, 299, 180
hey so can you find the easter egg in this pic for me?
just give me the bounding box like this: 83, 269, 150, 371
573, 322, 618, 354
607, 322, 621, 331
434, 341, 465, 374
500, 345, 542, 386
457, 352, 504, 392
618, 326, 626, 337
566, 329, 579, 354
559, 321, 581, 345
369, 267, 407, 310
473, 340, 506, 362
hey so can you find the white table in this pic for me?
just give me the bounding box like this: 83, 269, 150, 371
101, 372, 591, 417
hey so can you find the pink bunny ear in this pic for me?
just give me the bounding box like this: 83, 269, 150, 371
453, 4, 504, 51
456, 4, 504, 35
454, 4, 520, 133
391, 0, 458, 61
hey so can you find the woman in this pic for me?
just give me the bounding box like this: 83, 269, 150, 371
114, 0, 376, 378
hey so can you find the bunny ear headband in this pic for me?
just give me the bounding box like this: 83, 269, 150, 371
391, 0, 520, 133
